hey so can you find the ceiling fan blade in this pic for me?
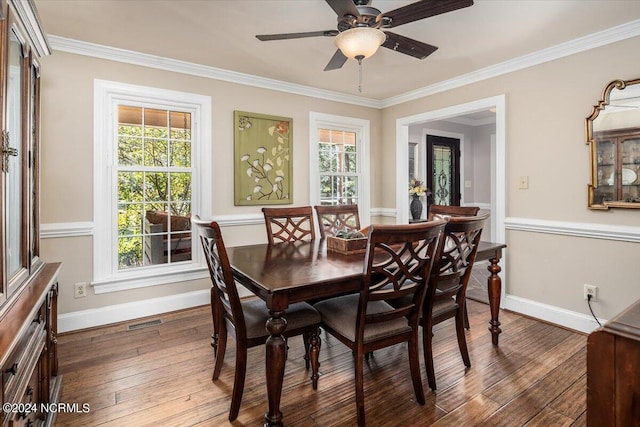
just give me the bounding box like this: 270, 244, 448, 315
325, 0, 360, 19
256, 30, 338, 41
381, 31, 438, 59
380, 0, 473, 28
324, 49, 348, 71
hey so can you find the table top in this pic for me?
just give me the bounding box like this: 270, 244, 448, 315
226, 239, 506, 311
477, 241, 507, 260
227, 240, 366, 310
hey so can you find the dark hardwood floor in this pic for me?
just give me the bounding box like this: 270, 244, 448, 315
55, 299, 587, 426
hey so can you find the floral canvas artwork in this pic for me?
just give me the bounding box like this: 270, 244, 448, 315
234, 111, 293, 205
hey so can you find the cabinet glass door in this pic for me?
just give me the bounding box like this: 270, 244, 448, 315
595, 139, 616, 204
5, 26, 27, 293
29, 57, 41, 268
621, 137, 640, 202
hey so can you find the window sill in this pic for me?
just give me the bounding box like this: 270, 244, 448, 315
92, 264, 208, 294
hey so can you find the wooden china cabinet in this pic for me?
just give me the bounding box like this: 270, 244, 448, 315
0, 1, 61, 427
587, 298, 640, 426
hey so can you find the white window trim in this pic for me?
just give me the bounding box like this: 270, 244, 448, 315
309, 112, 370, 227
93, 80, 212, 294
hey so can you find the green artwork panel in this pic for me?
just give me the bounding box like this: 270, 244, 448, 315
234, 111, 292, 205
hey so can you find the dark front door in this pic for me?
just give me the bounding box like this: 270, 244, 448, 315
427, 135, 461, 206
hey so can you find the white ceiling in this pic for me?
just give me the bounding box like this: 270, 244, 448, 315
34, 0, 640, 101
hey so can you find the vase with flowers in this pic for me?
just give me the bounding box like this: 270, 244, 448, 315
409, 178, 431, 220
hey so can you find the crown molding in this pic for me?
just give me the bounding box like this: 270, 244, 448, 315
10, 0, 52, 56
48, 35, 382, 109
380, 18, 640, 108
49, 18, 640, 109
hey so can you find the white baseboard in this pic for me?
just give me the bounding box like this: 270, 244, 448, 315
58, 289, 210, 333
502, 294, 604, 334
58, 287, 603, 336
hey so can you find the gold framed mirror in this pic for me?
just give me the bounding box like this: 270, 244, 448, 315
586, 78, 640, 209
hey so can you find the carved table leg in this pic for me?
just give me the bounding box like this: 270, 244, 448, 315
487, 256, 502, 345
264, 310, 287, 427
309, 329, 321, 390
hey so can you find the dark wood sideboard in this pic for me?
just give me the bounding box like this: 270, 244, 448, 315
1, 263, 62, 427
0, 1, 59, 426
587, 297, 640, 426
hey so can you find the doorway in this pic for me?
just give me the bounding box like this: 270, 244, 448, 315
427, 134, 461, 206
395, 94, 505, 245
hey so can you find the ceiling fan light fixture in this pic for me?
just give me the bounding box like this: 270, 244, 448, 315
334, 27, 386, 60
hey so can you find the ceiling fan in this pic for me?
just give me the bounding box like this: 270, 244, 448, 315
256, 0, 474, 72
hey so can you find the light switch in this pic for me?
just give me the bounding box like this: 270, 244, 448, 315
464, 180, 472, 188
518, 176, 529, 189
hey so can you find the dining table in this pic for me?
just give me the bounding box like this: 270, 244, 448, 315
226, 238, 506, 427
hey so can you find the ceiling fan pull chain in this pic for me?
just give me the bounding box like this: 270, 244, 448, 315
357, 57, 363, 93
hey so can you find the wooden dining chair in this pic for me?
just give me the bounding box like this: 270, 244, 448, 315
427, 204, 480, 329
428, 204, 480, 220
421, 213, 488, 391
262, 206, 316, 243
314, 204, 361, 238
192, 217, 321, 421
313, 221, 446, 427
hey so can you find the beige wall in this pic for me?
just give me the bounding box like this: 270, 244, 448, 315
381, 36, 640, 320
39, 51, 381, 314
40, 34, 640, 327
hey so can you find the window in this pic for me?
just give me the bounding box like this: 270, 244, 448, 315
309, 113, 370, 225
408, 142, 417, 180
94, 80, 211, 293
117, 106, 193, 269
318, 128, 358, 205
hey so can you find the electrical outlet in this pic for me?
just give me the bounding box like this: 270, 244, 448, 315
518, 176, 529, 189
584, 284, 597, 302
74, 282, 87, 298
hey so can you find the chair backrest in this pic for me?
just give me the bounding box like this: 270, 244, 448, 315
262, 206, 316, 243
429, 204, 480, 220
357, 221, 447, 340
192, 217, 247, 339
314, 204, 361, 238
430, 213, 489, 304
